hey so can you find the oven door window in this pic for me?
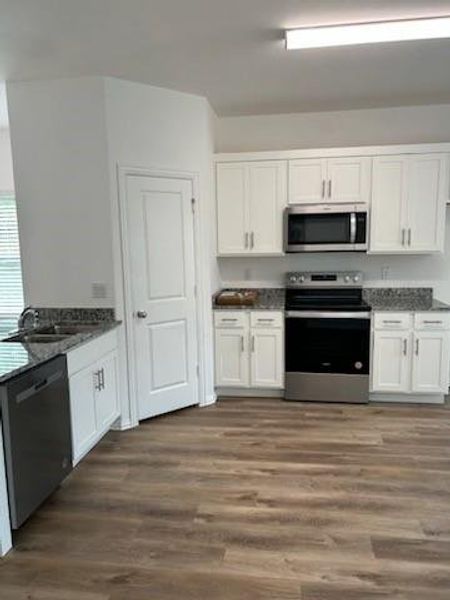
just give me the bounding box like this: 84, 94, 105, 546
287, 213, 351, 246
285, 316, 370, 375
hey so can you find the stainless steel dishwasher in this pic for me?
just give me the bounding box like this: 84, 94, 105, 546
0, 355, 73, 528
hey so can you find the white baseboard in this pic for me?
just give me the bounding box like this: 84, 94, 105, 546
200, 393, 217, 407
216, 387, 285, 398
370, 393, 445, 405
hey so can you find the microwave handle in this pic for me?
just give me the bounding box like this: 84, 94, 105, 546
350, 212, 357, 244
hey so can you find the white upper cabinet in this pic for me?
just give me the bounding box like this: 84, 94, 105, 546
370, 156, 408, 253
289, 159, 327, 204
327, 157, 371, 204
216, 163, 248, 255
370, 153, 448, 254
217, 161, 287, 256
407, 154, 447, 253
248, 162, 287, 254
288, 157, 371, 205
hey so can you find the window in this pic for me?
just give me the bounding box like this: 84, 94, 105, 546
0, 193, 24, 337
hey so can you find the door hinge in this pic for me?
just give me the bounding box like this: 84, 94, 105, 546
191, 197, 196, 212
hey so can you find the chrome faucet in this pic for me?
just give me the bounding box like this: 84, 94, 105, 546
17, 306, 39, 331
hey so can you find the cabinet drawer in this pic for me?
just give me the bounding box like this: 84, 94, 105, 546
414, 313, 450, 330
374, 313, 412, 330
214, 311, 247, 328
250, 311, 283, 328
66, 329, 118, 376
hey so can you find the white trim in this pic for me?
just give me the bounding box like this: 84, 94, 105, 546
370, 392, 445, 404
115, 165, 211, 427
0, 426, 12, 557
215, 142, 450, 163
216, 387, 285, 398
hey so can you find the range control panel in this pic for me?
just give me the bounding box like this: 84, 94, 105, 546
286, 271, 363, 288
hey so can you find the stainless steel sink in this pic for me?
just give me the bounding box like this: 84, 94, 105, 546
37, 324, 100, 335
4, 333, 69, 344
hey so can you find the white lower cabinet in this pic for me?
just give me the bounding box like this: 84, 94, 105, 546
214, 311, 284, 389
67, 329, 120, 466
412, 331, 450, 394
372, 312, 450, 396
215, 327, 248, 387
250, 328, 284, 388
372, 330, 410, 393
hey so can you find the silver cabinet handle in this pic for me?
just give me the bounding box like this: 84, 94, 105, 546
321, 180, 326, 198
423, 320, 443, 325
401, 229, 406, 246
94, 370, 101, 391
383, 320, 402, 324
415, 338, 419, 356
240, 335, 244, 352
100, 368, 105, 390
328, 180, 332, 198
403, 339, 407, 356
251, 335, 255, 352
221, 318, 238, 322
245, 232, 249, 249
257, 318, 274, 323
136, 310, 148, 319
408, 228, 412, 247
250, 232, 255, 249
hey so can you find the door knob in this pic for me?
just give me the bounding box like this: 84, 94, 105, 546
136, 310, 148, 319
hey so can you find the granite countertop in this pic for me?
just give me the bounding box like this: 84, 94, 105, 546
213, 286, 450, 313
363, 288, 450, 313
0, 319, 121, 384
213, 288, 285, 310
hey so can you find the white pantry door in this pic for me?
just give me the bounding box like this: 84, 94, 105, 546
125, 175, 198, 420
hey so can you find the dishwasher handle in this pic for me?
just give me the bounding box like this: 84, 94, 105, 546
16, 370, 65, 404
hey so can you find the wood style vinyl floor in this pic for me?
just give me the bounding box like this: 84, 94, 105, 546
1, 397, 450, 599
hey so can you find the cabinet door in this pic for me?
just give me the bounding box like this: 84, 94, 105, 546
412, 331, 450, 394
372, 330, 410, 393
215, 328, 249, 387
69, 366, 97, 464
370, 156, 408, 253
217, 163, 249, 255
95, 351, 119, 432
406, 154, 447, 253
248, 161, 286, 254
327, 157, 371, 204
250, 328, 283, 388
288, 159, 327, 204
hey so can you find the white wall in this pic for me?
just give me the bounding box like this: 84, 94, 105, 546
7, 78, 113, 307
7, 76, 217, 425
215, 104, 450, 153
215, 104, 450, 303
0, 128, 14, 191
103, 78, 217, 420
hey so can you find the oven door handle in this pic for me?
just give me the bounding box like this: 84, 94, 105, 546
285, 311, 371, 319
350, 212, 357, 244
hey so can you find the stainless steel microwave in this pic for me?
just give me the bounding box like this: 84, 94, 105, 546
284, 204, 368, 253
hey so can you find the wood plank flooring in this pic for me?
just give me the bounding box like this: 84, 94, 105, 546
1, 397, 450, 599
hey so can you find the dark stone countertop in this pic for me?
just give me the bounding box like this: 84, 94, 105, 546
213, 288, 285, 311
0, 321, 121, 384
363, 288, 450, 312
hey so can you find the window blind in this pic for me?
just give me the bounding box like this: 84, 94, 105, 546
0, 194, 24, 335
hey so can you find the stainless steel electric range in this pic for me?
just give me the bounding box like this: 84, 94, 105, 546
284, 271, 371, 404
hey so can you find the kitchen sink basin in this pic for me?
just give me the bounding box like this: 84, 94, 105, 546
37, 324, 100, 335
3, 333, 69, 344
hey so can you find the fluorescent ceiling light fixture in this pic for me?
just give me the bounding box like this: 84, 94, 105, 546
285, 16, 450, 50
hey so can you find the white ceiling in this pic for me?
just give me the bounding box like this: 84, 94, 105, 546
1, 0, 450, 116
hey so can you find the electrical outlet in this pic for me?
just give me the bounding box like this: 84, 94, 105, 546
381, 266, 390, 280
92, 282, 107, 299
